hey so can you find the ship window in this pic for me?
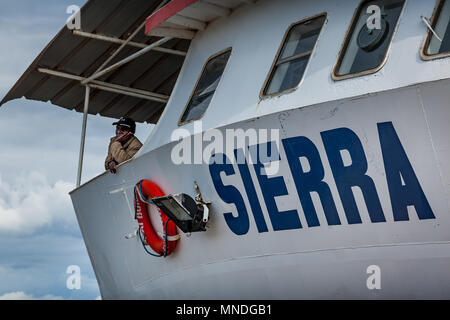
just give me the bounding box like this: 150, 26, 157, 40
262, 14, 327, 97
422, 0, 450, 59
332, 0, 405, 80
179, 49, 231, 125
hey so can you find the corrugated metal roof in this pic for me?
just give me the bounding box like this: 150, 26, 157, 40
0, 0, 190, 124
0, 0, 257, 123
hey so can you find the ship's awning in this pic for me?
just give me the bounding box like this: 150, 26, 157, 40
0, 0, 258, 187
0, 0, 189, 124
0, 0, 257, 124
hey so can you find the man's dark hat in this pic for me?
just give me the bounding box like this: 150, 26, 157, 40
113, 117, 136, 133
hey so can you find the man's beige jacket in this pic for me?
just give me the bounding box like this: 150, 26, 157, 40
104, 135, 143, 170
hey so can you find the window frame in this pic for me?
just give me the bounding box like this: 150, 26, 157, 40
260, 13, 328, 99
331, 0, 407, 81
178, 47, 232, 126
420, 0, 450, 61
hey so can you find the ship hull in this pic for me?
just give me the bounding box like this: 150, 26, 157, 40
71, 78, 450, 299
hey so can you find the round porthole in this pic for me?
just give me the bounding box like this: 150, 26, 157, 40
357, 18, 389, 51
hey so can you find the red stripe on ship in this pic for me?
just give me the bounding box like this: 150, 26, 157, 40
145, 0, 199, 34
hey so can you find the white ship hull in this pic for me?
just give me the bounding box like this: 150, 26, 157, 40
70, 78, 450, 299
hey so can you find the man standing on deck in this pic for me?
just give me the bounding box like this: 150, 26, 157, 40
105, 117, 143, 174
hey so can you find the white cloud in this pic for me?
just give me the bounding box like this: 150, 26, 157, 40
0, 171, 76, 234
0, 291, 63, 300
0, 291, 33, 300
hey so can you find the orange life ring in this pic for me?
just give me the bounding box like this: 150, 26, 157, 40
134, 179, 179, 257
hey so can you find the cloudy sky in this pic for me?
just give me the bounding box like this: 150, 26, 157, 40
0, 1, 154, 299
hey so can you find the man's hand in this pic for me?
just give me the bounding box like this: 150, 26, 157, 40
108, 161, 117, 174
115, 131, 133, 143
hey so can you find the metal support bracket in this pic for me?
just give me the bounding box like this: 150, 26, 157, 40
194, 181, 211, 223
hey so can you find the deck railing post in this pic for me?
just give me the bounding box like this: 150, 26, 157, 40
76, 86, 90, 187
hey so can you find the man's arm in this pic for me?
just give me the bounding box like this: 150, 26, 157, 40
110, 137, 142, 164
104, 139, 114, 170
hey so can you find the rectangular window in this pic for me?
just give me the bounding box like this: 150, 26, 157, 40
179, 49, 231, 125
262, 14, 327, 97
422, 0, 450, 59
332, 0, 406, 80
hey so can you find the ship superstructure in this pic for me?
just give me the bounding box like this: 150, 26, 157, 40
2, 0, 450, 299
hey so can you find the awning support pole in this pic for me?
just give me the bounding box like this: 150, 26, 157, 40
92, 0, 170, 76
81, 36, 172, 85
72, 30, 187, 56
76, 86, 90, 188
37, 68, 169, 103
